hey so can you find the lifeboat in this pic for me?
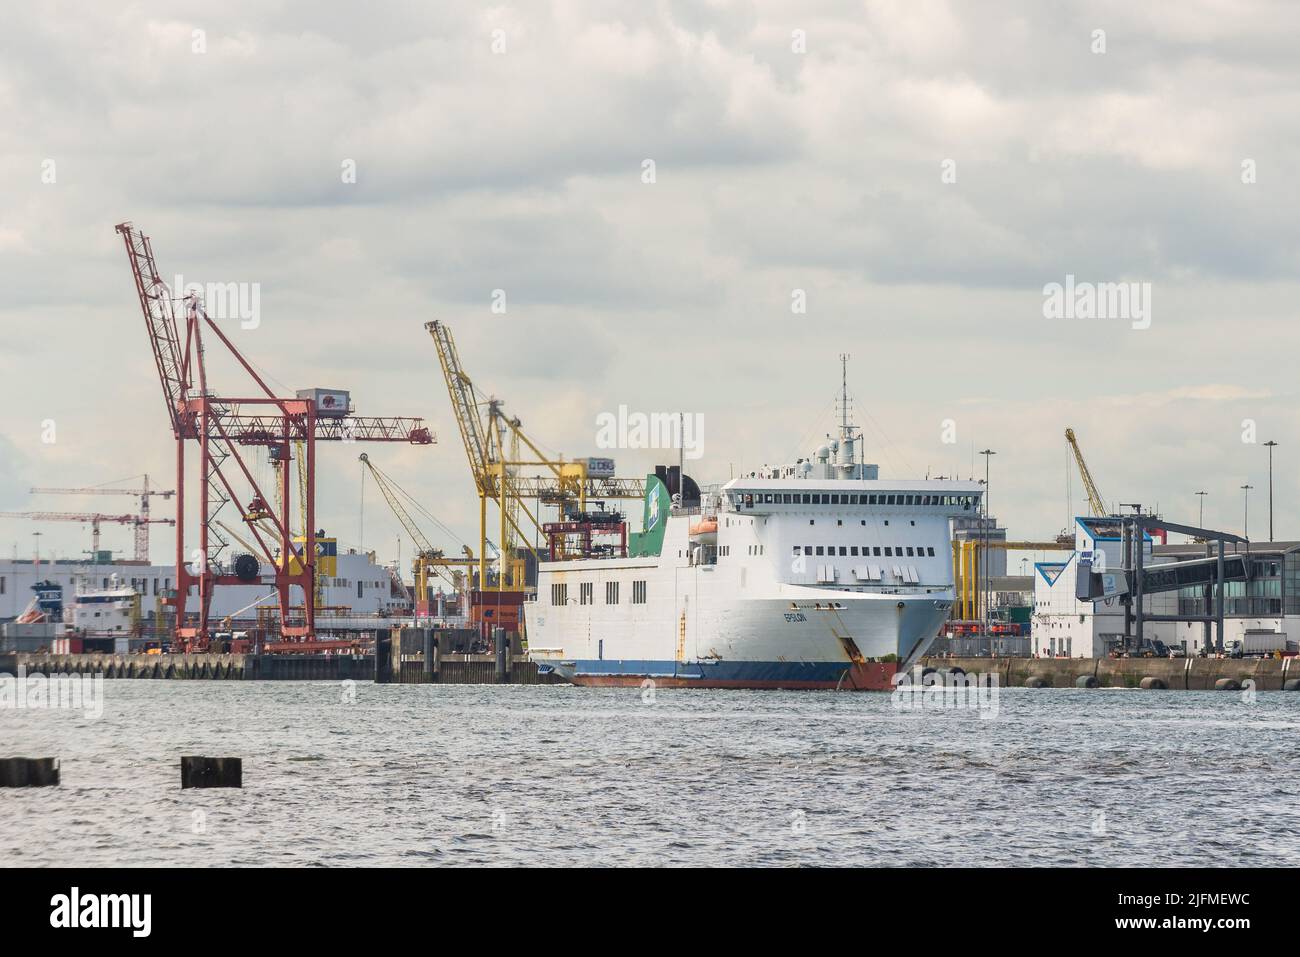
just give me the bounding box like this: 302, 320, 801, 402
689, 517, 718, 536
689, 516, 719, 547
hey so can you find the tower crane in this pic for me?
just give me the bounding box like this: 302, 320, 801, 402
1065, 427, 1109, 518
0, 511, 174, 558
29, 475, 174, 561
424, 320, 646, 595
116, 222, 434, 652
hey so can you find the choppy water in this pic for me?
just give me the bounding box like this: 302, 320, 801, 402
2, 680, 1298, 867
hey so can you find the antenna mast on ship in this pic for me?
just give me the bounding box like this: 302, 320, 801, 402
838, 353, 858, 467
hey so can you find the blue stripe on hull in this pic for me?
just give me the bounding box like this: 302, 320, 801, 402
569, 659, 857, 682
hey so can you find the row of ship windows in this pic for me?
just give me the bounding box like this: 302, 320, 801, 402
550, 581, 649, 606
795, 545, 937, 558
735, 492, 977, 508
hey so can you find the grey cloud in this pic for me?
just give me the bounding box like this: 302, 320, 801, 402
3, 1, 1300, 562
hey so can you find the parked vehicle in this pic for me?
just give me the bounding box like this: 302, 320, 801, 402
1229, 633, 1298, 658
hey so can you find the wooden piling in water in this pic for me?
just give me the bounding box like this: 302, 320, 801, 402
422, 631, 435, 677
0, 757, 59, 787
374, 632, 395, 684
181, 756, 242, 788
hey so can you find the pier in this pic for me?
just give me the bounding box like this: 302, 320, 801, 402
921, 655, 1300, 690
0, 651, 559, 683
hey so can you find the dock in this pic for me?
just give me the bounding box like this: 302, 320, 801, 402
921, 655, 1300, 690
0, 651, 559, 683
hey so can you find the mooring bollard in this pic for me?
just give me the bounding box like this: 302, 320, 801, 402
181, 756, 242, 789
494, 627, 507, 684
0, 757, 60, 787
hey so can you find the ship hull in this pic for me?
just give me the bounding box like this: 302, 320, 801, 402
550, 659, 896, 691
529, 591, 949, 691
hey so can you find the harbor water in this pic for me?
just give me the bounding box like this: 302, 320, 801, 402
2, 682, 1298, 867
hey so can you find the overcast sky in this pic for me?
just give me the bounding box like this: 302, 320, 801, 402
3, 1, 1299, 568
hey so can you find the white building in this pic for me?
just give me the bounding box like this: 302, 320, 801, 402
0, 550, 411, 626
1032, 518, 1299, 657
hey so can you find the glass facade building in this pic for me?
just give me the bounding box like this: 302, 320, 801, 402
1146, 546, 1295, 619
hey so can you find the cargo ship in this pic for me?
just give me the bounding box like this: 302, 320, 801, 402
525, 416, 983, 690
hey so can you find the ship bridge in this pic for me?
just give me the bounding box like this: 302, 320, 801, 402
721, 478, 982, 516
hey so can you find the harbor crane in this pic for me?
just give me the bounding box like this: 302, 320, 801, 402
425, 320, 646, 595
29, 475, 174, 561
0, 511, 174, 558
116, 222, 434, 653
1065, 427, 1108, 518
358, 453, 480, 608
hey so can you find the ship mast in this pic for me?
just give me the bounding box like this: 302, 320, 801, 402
840, 353, 849, 438
838, 353, 858, 469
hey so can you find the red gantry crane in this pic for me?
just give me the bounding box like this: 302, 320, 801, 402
115, 222, 434, 653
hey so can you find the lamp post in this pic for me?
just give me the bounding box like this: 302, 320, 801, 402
1241, 484, 1254, 541
1263, 440, 1278, 541
1195, 490, 1208, 529
978, 448, 997, 644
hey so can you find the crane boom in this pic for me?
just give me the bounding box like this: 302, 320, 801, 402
1065, 427, 1108, 518
30, 485, 174, 498
116, 223, 188, 436
426, 320, 491, 490
0, 511, 174, 556
358, 455, 435, 556
358, 454, 465, 598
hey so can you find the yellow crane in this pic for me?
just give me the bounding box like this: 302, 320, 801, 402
425, 320, 646, 593
1065, 427, 1108, 518
358, 453, 478, 605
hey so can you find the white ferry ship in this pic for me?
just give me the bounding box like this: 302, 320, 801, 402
525, 421, 983, 690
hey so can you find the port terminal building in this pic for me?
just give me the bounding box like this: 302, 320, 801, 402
0, 549, 414, 650
1032, 517, 1299, 657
